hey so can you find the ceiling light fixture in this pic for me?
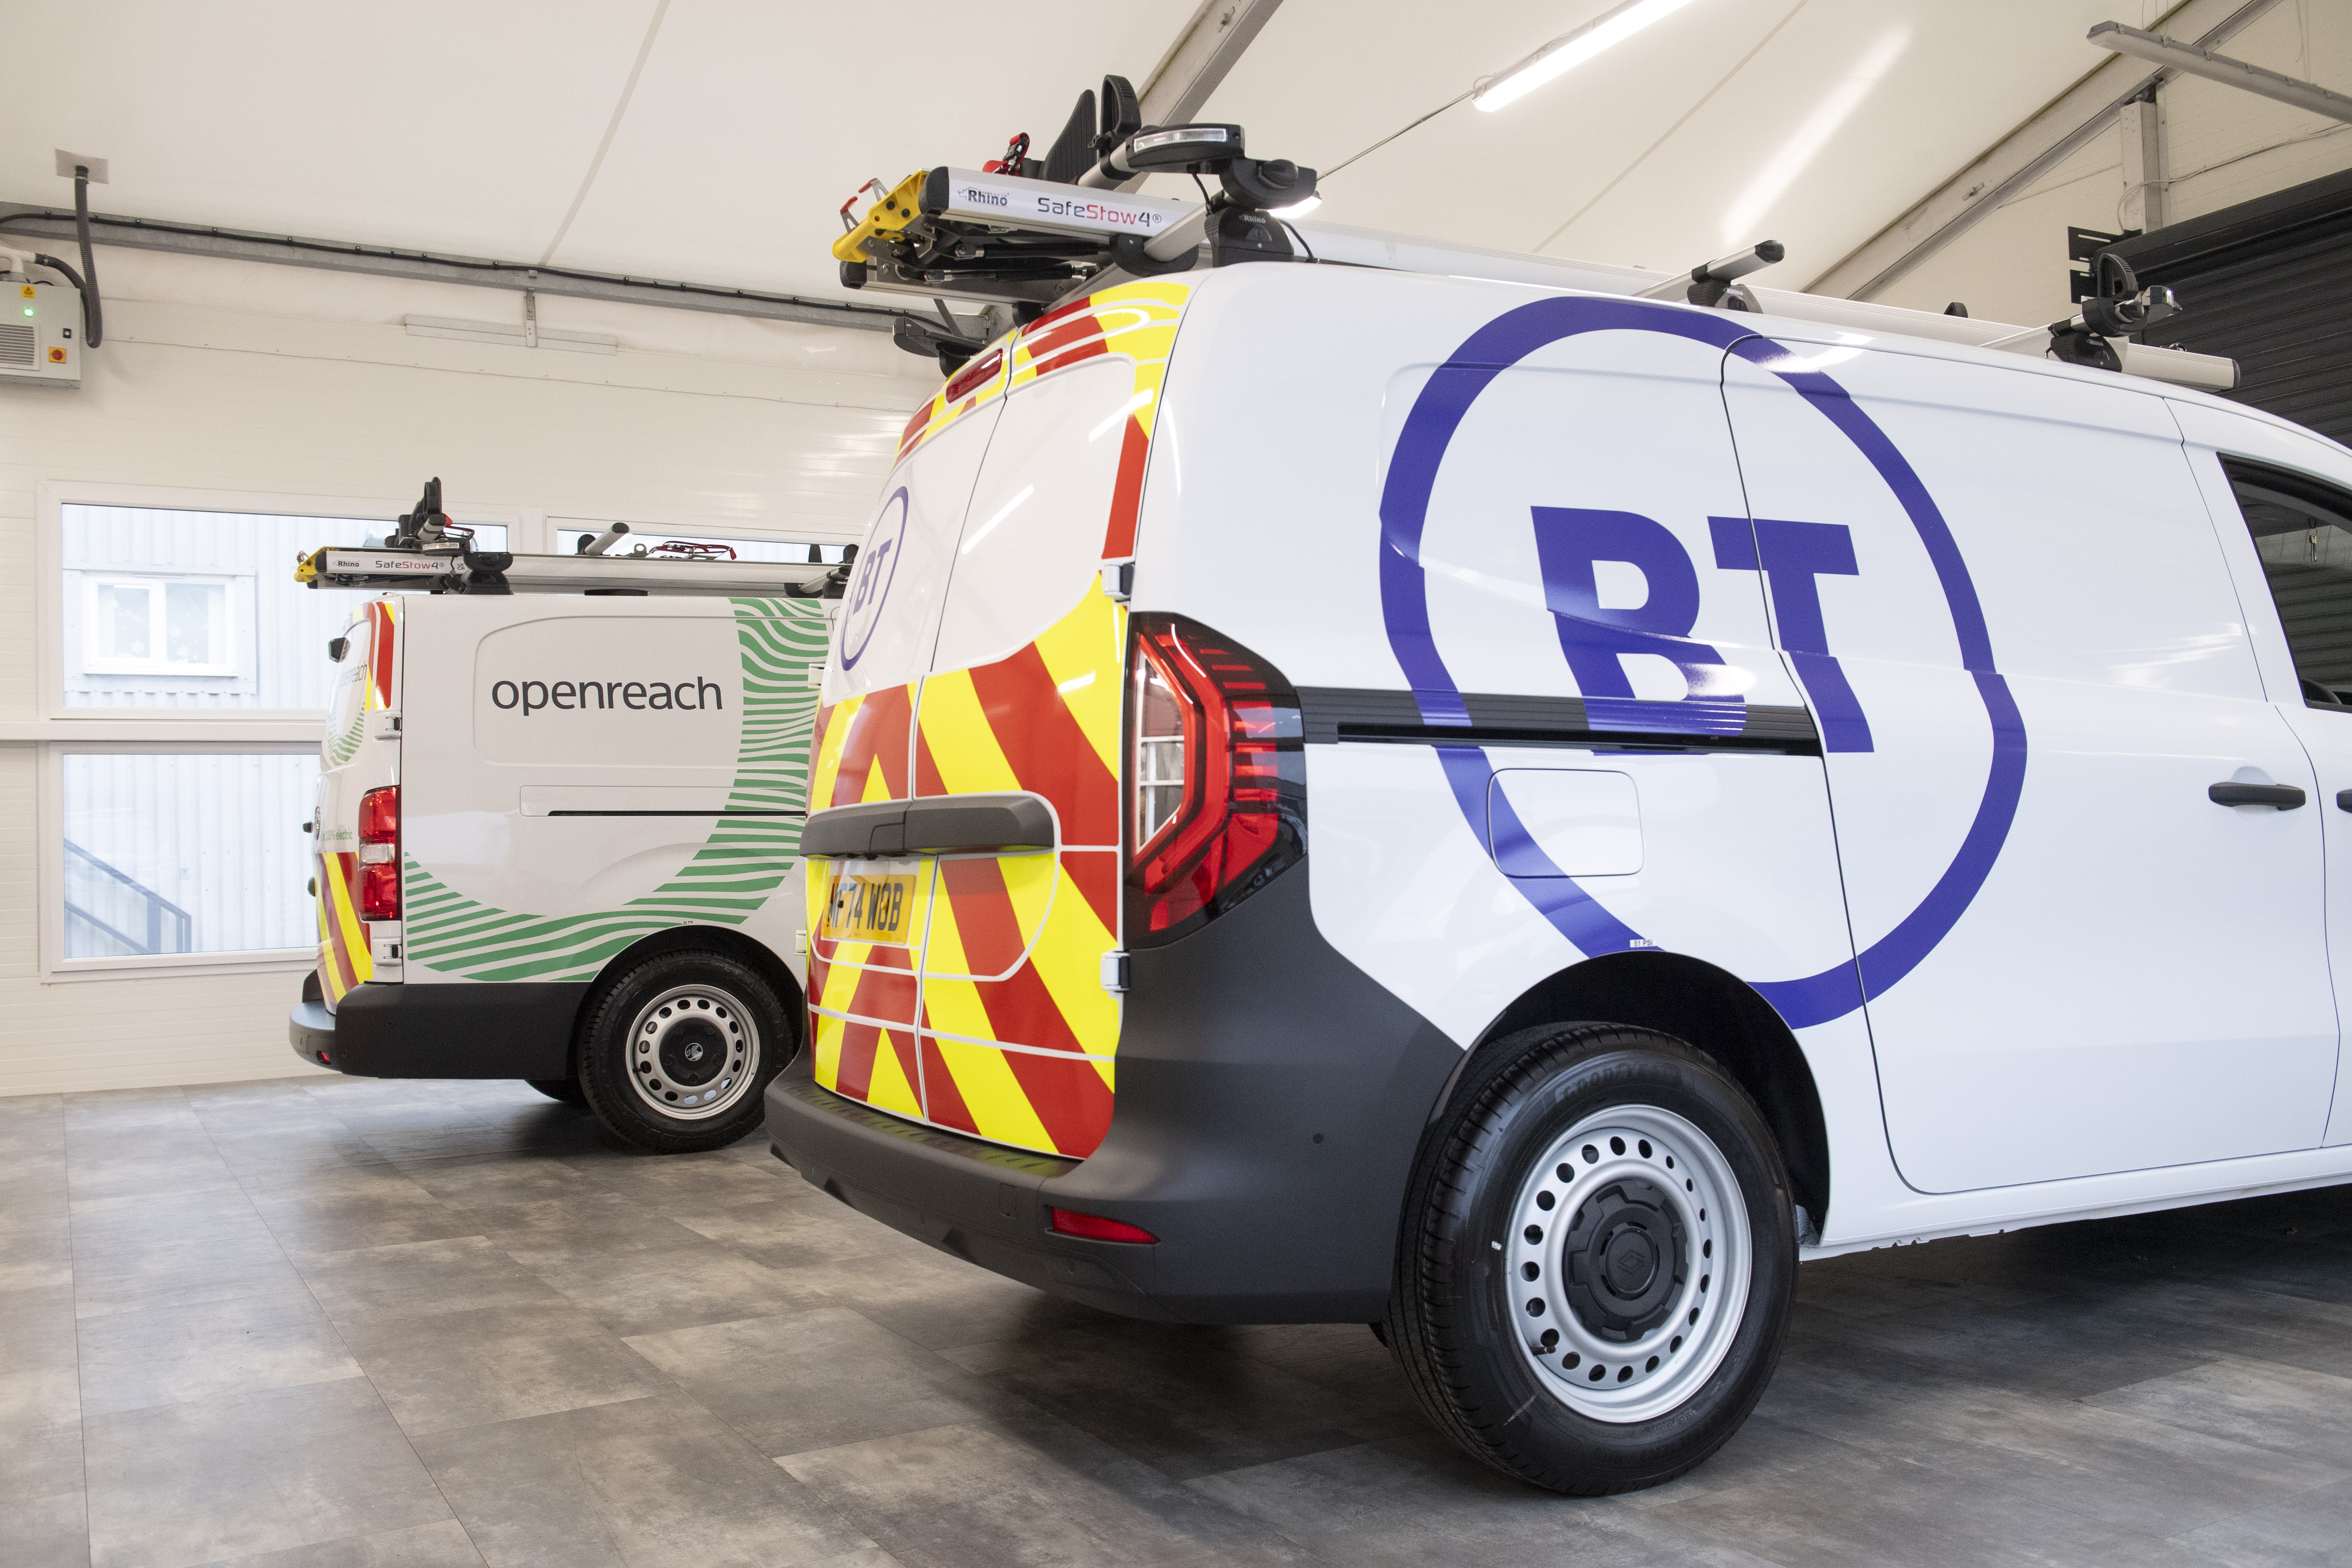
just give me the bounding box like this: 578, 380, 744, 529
1474, 0, 1703, 112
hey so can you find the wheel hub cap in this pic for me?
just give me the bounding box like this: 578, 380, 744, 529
626, 986, 759, 1120
1504, 1105, 1753, 1424
1568, 1179, 1685, 1339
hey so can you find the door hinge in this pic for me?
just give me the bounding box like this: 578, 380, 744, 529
1099, 560, 1134, 602
1100, 949, 1130, 993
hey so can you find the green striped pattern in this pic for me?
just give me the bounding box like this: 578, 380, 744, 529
401, 599, 828, 984
325, 696, 367, 768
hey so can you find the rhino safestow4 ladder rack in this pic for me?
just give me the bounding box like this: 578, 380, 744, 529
294, 479, 852, 599
835, 73, 2238, 394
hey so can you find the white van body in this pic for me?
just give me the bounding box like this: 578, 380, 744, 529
294, 593, 828, 1147
767, 261, 2352, 1489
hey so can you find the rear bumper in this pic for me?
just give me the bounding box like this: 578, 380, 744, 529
289, 979, 587, 1079
764, 863, 1461, 1324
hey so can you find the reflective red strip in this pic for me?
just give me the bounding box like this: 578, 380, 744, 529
1100, 416, 1149, 559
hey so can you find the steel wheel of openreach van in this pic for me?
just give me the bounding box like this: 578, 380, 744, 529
769, 262, 2352, 1492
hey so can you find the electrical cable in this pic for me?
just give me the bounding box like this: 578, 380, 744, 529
71, 165, 101, 347
1320, 90, 1475, 182
1280, 219, 1318, 263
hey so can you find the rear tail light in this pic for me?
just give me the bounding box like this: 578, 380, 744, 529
357, 785, 400, 921
1126, 615, 1304, 945
1048, 1207, 1158, 1244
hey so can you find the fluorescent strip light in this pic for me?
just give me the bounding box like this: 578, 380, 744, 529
1474, 0, 1701, 112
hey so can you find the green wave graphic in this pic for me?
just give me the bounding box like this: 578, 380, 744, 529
401, 599, 827, 984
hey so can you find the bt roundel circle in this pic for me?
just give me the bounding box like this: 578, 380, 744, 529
1375, 296, 2027, 1030
839, 486, 909, 672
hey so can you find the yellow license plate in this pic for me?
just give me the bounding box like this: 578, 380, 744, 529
822, 864, 922, 946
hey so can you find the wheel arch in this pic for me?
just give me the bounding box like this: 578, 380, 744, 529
574, 924, 806, 1059
1443, 952, 1831, 1231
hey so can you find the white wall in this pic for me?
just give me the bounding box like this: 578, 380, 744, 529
0, 242, 934, 1096
1872, 3, 2352, 326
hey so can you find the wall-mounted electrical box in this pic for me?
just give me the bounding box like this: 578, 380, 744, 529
0, 279, 83, 389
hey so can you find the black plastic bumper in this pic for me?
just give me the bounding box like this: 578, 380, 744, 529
289, 979, 588, 1079
764, 863, 1462, 1324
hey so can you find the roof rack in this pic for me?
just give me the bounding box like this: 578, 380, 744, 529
294, 479, 848, 598
835, 76, 2238, 394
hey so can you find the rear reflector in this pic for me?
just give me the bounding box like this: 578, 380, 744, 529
356, 860, 400, 922
1048, 1207, 1157, 1244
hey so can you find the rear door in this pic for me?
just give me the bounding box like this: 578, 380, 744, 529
315, 600, 399, 1007
808, 286, 1182, 1157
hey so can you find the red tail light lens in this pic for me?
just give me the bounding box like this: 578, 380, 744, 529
1126, 616, 1304, 946
358, 786, 399, 845
357, 786, 400, 921
1048, 1207, 1158, 1244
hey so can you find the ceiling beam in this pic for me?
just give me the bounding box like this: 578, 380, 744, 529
1806, 0, 2284, 301
1120, 0, 1286, 188
2089, 21, 2352, 124
0, 203, 913, 332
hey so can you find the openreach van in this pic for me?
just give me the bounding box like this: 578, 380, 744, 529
289, 506, 839, 1153
769, 111, 2352, 1496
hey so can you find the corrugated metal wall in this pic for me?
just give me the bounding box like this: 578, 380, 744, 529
62, 752, 318, 957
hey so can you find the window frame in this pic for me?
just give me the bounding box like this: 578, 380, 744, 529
76, 569, 246, 678
31, 481, 536, 975
38, 479, 529, 724
2218, 455, 2352, 715
38, 738, 327, 980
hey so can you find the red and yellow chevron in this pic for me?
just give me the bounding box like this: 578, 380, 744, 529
317, 601, 398, 1007
807, 281, 1190, 1159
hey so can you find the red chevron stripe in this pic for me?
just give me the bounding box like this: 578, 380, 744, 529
835, 1020, 879, 1099
917, 1037, 979, 1135
998, 1048, 1113, 1155
1101, 416, 1147, 559
830, 685, 912, 806
965, 645, 1119, 847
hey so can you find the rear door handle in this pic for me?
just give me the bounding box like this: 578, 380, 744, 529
2209, 782, 2307, 808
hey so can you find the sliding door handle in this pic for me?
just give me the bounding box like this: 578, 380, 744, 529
2209, 782, 2306, 808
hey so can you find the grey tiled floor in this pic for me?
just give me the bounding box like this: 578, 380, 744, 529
5, 1078, 2350, 1568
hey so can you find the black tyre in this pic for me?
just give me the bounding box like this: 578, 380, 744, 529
575, 950, 793, 1154
526, 1078, 587, 1105
1384, 1023, 1796, 1494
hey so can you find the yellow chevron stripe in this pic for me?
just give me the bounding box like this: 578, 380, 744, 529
326, 858, 372, 988
913, 671, 1023, 795
811, 1010, 847, 1091
1023, 856, 1119, 1056
929, 1036, 1058, 1152
808, 695, 858, 809
1029, 592, 1124, 784
863, 1029, 923, 1119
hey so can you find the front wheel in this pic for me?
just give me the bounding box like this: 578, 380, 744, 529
575, 950, 792, 1154
1385, 1023, 1796, 1494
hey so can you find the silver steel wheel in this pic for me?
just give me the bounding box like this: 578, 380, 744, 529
623, 983, 761, 1122
1505, 1102, 1752, 1424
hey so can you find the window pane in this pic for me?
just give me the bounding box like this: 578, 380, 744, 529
2232, 467, 2352, 705
555, 526, 845, 563
62, 754, 319, 958
62, 506, 506, 710
99, 583, 152, 661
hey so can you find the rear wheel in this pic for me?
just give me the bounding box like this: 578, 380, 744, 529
1385, 1023, 1795, 1494
526, 1078, 586, 1105
575, 950, 791, 1154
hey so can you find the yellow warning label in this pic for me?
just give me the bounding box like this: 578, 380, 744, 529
18, 286, 32, 298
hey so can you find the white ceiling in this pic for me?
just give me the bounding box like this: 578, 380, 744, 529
4, 0, 2187, 307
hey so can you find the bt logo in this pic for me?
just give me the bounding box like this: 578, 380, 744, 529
1530, 506, 1872, 752
839, 488, 909, 672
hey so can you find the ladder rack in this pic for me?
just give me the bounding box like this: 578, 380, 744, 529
296, 544, 839, 598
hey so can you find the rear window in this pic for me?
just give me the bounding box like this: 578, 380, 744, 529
931, 360, 1140, 674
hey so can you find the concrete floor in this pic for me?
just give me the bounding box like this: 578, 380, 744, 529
4, 1079, 2350, 1568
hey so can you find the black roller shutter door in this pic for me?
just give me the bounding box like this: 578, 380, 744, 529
2105, 166, 2352, 445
